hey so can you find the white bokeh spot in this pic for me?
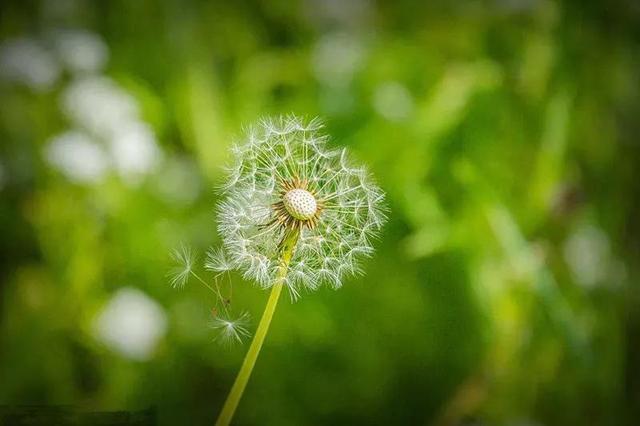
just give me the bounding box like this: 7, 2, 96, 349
93, 287, 168, 361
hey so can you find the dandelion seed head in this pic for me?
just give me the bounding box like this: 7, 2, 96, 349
216, 115, 387, 297
205, 247, 233, 274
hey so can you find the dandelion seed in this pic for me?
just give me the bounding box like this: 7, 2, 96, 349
205, 247, 233, 274
216, 115, 387, 299
168, 244, 194, 289
210, 311, 251, 346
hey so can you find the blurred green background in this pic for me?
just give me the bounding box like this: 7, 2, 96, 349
1, 0, 640, 425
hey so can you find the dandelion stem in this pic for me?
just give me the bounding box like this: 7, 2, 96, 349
215, 228, 300, 426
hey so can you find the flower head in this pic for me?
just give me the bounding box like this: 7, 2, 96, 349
216, 115, 386, 298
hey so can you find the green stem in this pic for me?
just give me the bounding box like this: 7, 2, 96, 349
215, 229, 299, 426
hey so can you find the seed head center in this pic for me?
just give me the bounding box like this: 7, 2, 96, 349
283, 188, 317, 221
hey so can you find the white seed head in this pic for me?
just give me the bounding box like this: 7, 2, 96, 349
216, 115, 387, 299
283, 188, 317, 220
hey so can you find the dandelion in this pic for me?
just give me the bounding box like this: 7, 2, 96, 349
214, 115, 386, 426
168, 245, 233, 322
167, 244, 194, 289
205, 247, 234, 273
209, 311, 252, 346
217, 115, 387, 298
